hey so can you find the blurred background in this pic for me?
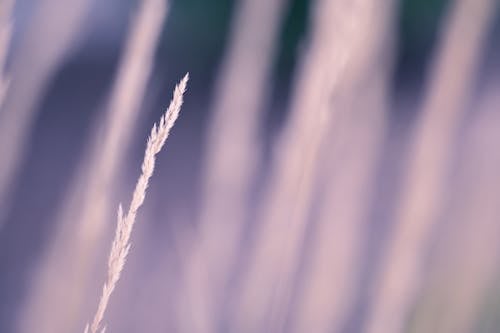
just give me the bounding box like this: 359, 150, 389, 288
1, 0, 500, 332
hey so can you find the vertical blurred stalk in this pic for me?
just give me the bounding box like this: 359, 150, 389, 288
290, 3, 395, 331
413, 87, 500, 333
0, 0, 14, 108
364, 1, 497, 332
179, 0, 289, 331
229, 1, 382, 332
0, 0, 93, 225
19, 1, 169, 332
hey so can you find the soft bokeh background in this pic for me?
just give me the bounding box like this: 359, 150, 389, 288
1, 0, 499, 332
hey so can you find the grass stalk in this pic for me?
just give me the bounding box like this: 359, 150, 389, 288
85, 74, 188, 333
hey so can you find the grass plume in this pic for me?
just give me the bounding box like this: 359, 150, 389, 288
19, 1, 171, 331
85, 74, 188, 333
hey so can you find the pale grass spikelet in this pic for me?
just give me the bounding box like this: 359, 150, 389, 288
86, 74, 189, 333
84, 324, 105, 333
19, 1, 172, 331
